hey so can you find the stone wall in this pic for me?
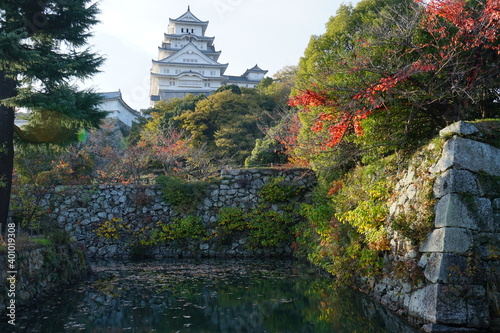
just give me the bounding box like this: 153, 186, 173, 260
0, 242, 90, 318
40, 168, 315, 258
372, 121, 500, 332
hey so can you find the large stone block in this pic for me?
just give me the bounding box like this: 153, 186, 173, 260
439, 121, 480, 137
466, 292, 490, 328
433, 169, 479, 198
422, 253, 485, 285
409, 284, 468, 325
408, 285, 439, 323
420, 227, 473, 254
430, 136, 500, 176
434, 194, 478, 230
422, 253, 464, 284
476, 233, 500, 260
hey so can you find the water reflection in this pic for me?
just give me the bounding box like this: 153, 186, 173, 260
3, 259, 418, 332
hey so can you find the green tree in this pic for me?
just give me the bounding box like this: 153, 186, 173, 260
246, 66, 301, 167
0, 0, 105, 223
177, 90, 270, 165
215, 84, 242, 95
293, 0, 500, 168
244, 136, 287, 167
289, 0, 432, 175
144, 94, 206, 133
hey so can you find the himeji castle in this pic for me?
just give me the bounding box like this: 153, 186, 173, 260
149, 6, 268, 105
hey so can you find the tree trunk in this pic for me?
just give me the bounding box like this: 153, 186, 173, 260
0, 71, 17, 225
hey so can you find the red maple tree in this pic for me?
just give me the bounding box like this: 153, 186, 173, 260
291, 0, 500, 150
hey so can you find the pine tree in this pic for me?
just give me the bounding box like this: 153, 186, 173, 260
0, 0, 106, 224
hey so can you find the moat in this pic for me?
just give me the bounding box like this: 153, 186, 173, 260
1, 259, 417, 332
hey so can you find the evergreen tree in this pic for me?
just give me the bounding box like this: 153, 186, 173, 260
0, 0, 105, 224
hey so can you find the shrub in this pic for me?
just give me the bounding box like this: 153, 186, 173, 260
259, 176, 305, 203
47, 229, 72, 245
156, 175, 209, 212
216, 206, 297, 249
96, 217, 129, 239
146, 215, 207, 246
247, 209, 296, 248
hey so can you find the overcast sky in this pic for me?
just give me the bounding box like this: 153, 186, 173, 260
82, 0, 358, 110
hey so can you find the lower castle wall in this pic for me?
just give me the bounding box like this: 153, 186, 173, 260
37, 168, 315, 258
0, 242, 90, 319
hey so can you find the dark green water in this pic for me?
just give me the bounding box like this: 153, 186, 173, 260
3, 259, 418, 332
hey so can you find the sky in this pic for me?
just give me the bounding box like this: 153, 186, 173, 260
82, 0, 358, 110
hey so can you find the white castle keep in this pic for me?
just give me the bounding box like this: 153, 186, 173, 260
149, 6, 267, 105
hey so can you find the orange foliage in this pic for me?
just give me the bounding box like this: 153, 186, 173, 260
288, 89, 330, 108
290, 89, 372, 149
275, 113, 309, 167
419, 0, 500, 51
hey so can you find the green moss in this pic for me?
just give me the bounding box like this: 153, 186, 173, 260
156, 175, 210, 213
476, 173, 500, 198
470, 119, 500, 148
30, 238, 53, 247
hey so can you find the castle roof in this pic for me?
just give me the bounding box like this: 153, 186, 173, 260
99, 91, 142, 116
158, 45, 222, 61
169, 7, 208, 34
242, 64, 268, 77
226, 75, 263, 83
155, 42, 227, 69
164, 33, 214, 41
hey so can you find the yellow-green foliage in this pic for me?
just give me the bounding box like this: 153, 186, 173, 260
217, 207, 247, 232
248, 208, 296, 248
334, 156, 397, 251
388, 138, 443, 244
259, 176, 305, 203
96, 217, 130, 239
216, 206, 297, 249
295, 156, 400, 283
145, 216, 207, 245
297, 203, 383, 284
215, 175, 305, 248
